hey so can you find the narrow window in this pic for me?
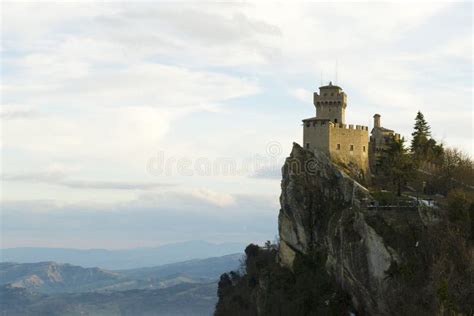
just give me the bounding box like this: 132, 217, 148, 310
306, 143, 310, 149
350, 145, 354, 151
334, 119, 338, 123
336, 144, 341, 150
363, 146, 366, 152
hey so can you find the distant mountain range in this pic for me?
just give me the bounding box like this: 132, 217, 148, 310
0, 254, 242, 294
1, 253, 242, 315
1, 240, 246, 269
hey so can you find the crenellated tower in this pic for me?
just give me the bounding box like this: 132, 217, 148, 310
302, 82, 369, 176
313, 81, 347, 124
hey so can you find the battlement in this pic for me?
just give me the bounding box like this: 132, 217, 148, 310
303, 120, 369, 131
313, 92, 347, 107
303, 118, 330, 127
329, 122, 369, 131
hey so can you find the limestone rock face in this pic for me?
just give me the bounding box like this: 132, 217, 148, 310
278, 143, 400, 315
216, 142, 471, 316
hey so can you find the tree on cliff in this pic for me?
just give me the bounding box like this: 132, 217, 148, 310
410, 111, 443, 164
378, 136, 415, 196
411, 111, 431, 153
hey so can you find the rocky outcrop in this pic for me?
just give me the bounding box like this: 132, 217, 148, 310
279, 143, 395, 314
215, 143, 473, 316
278, 143, 474, 315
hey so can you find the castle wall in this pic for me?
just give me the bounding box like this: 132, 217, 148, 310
303, 120, 369, 174
303, 120, 330, 153
328, 124, 369, 173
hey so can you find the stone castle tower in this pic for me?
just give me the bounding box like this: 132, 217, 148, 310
302, 82, 369, 174
369, 114, 400, 171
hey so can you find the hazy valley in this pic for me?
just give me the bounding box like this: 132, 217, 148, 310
0, 243, 243, 315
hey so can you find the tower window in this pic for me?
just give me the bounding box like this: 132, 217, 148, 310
306, 143, 310, 149
350, 145, 354, 151
363, 146, 366, 152
336, 144, 341, 150
334, 119, 338, 123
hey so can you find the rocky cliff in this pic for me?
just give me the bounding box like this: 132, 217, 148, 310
215, 143, 473, 315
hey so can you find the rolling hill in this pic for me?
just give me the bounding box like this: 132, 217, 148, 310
0, 253, 242, 293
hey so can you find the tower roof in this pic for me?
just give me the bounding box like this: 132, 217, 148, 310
319, 81, 342, 90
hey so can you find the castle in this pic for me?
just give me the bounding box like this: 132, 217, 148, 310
302, 82, 398, 175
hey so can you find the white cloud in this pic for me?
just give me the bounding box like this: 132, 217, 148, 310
2, 64, 260, 171
2, 171, 173, 190
289, 88, 313, 104
191, 188, 236, 208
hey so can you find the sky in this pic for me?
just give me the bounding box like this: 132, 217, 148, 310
1, 1, 472, 249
